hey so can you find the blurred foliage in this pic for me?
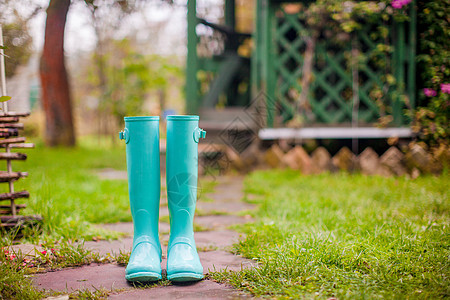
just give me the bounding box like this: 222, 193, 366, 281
84, 0, 131, 12
86, 38, 183, 125
78, 0, 182, 132
281, 0, 411, 125
1, 23, 32, 78
414, 0, 450, 147
0, 0, 37, 78
282, 0, 448, 144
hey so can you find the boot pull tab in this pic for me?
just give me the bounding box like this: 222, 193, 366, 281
119, 128, 130, 144
193, 127, 206, 143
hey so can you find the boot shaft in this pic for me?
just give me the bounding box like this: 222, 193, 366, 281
121, 116, 160, 242
166, 115, 205, 243
165, 115, 205, 281
122, 116, 160, 207
166, 115, 204, 177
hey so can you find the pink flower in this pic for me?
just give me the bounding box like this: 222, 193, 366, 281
424, 88, 437, 97
41, 250, 47, 255
391, 0, 402, 8
440, 83, 450, 94
391, 0, 411, 9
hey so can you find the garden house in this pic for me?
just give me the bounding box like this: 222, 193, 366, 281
186, 0, 417, 141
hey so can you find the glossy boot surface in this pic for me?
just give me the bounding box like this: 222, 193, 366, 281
120, 116, 162, 282
166, 115, 206, 282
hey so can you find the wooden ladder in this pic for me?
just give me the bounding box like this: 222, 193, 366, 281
0, 111, 41, 230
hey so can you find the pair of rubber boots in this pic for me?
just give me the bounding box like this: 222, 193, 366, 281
119, 115, 206, 282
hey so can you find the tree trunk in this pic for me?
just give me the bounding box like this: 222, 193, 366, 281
39, 0, 75, 146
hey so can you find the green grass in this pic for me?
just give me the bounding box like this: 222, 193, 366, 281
0, 240, 124, 300
6, 137, 217, 243
7, 139, 130, 242
9, 139, 448, 298
0, 137, 220, 299
70, 288, 110, 300
211, 170, 450, 299
0, 261, 44, 299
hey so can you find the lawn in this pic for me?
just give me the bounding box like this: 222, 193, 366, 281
2, 137, 216, 243
0, 138, 214, 298
0, 142, 448, 299
212, 170, 449, 299
5, 137, 130, 242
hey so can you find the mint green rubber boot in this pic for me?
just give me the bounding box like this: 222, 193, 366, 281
166, 115, 206, 282
119, 116, 162, 282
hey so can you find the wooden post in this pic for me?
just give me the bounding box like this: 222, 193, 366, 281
224, 0, 236, 30
0, 25, 15, 215
224, 0, 236, 103
262, 0, 276, 127
407, 0, 417, 112
393, 21, 405, 126
0, 25, 7, 112
251, 0, 262, 98
351, 35, 360, 154
224, 0, 236, 54
186, 0, 199, 114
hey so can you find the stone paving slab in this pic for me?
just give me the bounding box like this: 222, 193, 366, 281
197, 202, 255, 214
84, 238, 133, 256
83, 230, 244, 256
160, 207, 169, 217
31, 175, 256, 299
199, 251, 254, 273
32, 252, 253, 293
99, 222, 134, 235
99, 222, 170, 236
96, 168, 127, 180
195, 215, 252, 230
99, 214, 250, 238
191, 230, 243, 250
108, 280, 251, 299
33, 264, 129, 292
205, 177, 244, 201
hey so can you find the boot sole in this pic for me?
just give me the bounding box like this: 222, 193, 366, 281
126, 272, 162, 283
167, 272, 203, 282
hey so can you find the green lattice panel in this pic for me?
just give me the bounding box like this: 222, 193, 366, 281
272, 6, 397, 126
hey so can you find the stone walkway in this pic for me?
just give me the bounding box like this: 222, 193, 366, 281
30, 175, 255, 299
